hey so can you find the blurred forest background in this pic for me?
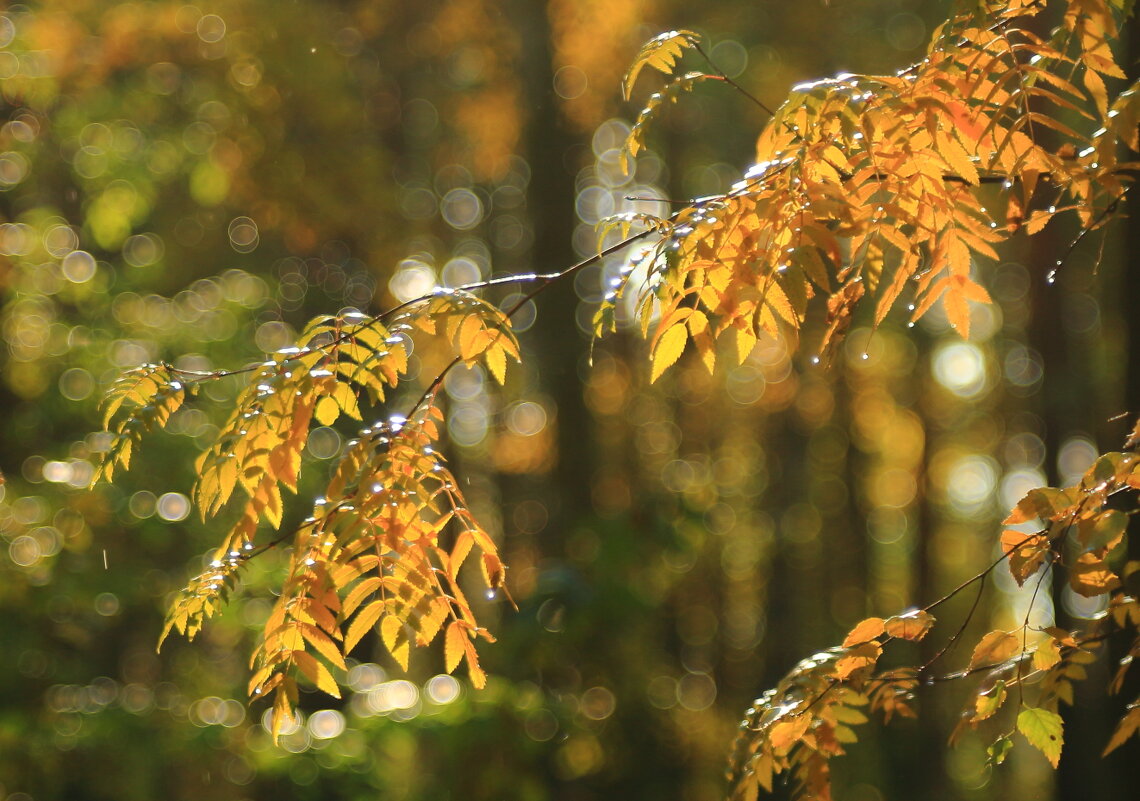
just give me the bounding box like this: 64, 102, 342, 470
0, 1, 1138, 800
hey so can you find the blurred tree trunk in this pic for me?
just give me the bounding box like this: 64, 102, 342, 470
508, 0, 594, 539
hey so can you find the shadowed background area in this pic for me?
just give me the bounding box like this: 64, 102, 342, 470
0, 1, 1137, 800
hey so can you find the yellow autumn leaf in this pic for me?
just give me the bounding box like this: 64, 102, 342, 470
457, 313, 486, 361
1032, 638, 1061, 672
835, 642, 881, 680
462, 634, 487, 688
622, 29, 699, 100
343, 599, 383, 654
333, 381, 361, 419
484, 343, 507, 384
445, 620, 465, 674
292, 651, 341, 698
382, 615, 411, 670
314, 396, 340, 426
650, 323, 688, 383
301, 623, 347, 670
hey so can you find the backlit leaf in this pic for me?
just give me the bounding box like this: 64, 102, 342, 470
1069, 552, 1120, 597
974, 680, 1007, 721
842, 617, 885, 647
1017, 706, 1063, 768
769, 714, 812, 753
1001, 529, 1049, 585
343, 600, 383, 654
622, 30, 700, 100
650, 323, 688, 383
884, 610, 935, 641
315, 396, 340, 426
835, 642, 881, 680
293, 651, 341, 698
969, 630, 1020, 671
445, 621, 465, 674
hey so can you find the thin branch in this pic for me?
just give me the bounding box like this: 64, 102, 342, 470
1048, 185, 1132, 282
692, 41, 776, 117
919, 577, 987, 676
403, 228, 658, 422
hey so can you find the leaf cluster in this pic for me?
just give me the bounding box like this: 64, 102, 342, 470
606, 0, 1138, 380
95, 292, 519, 736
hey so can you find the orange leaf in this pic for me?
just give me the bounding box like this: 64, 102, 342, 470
769, 714, 812, 753
969, 630, 1019, 671
835, 642, 881, 680
1001, 529, 1049, 586
884, 610, 935, 641
843, 617, 885, 647
1069, 552, 1120, 597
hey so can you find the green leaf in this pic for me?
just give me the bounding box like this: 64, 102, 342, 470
987, 735, 1013, 766
1017, 706, 1063, 768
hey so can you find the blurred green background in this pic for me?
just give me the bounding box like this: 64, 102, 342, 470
1, 1, 1137, 799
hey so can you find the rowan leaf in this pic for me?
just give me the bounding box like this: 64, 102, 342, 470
343, 600, 383, 654
293, 650, 341, 698
650, 323, 688, 383
769, 714, 812, 753
315, 396, 340, 426
445, 621, 465, 674
382, 614, 411, 670
623, 30, 700, 100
